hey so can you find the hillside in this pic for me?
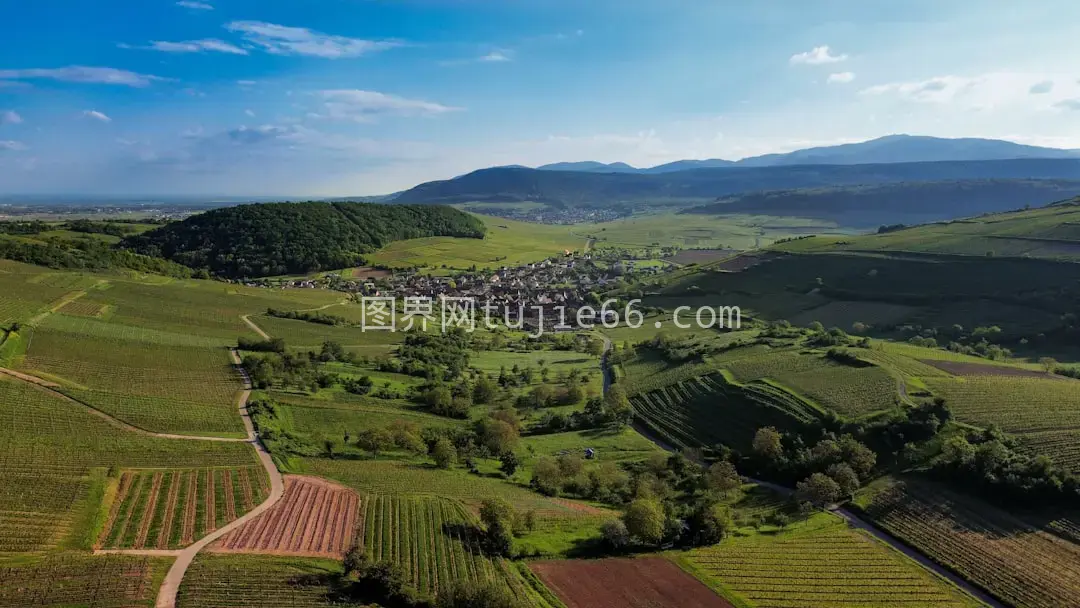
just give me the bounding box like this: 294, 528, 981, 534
125, 202, 486, 278
391, 159, 1080, 209
772, 198, 1080, 260
682, 179, 1080, 227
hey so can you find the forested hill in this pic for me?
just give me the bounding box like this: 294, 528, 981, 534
125, 202, 486, 278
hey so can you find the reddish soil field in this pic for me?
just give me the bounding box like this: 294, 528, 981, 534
349, 266, 392, 280
210, 475, 360, 558
920, 359, 1060, 378
530, 557, 733, 608
712, 251, 782, 272
664, 249, 738, 265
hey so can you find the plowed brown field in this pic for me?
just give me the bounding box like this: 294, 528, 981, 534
209, 475, 361, 558
530, 557, 734, 608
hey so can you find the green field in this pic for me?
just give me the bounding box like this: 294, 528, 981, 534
370, 215, 586, 269
774, 202, 1080, 261
580, 213, 839, 251
682, 511, 982, 608
178, 554, 344, 607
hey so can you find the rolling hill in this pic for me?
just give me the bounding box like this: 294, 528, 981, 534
681, 179, 1080, 227
124, 202, 486, 278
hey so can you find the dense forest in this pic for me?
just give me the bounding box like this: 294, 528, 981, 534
125, 202, 486, 278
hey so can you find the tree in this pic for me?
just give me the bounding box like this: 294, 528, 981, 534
604, 384, 633, 427
600, 519, 630, 550
587, 338, 605, 356
796, 473, 841, 508
436, 581, 521, 608
476, 418, 519, 455
531, 457, 563, 496
499, 451, 520, 477
623, 498, 665, 545
356, 428, 394, 459
941, 436, 976, 467
837, 435, 877, 478
425, 385, 454, 411
707, 461, 741, 495
479, 498, 516, 556
342, 545, 367, 577
432, 437, 457, 469
685, 502, 735, 546
1040, 357, 1059, 374
826, 463, 860, 497
556, 453, 585, 479
752, 427, 784, 463
473, 376, 498, 404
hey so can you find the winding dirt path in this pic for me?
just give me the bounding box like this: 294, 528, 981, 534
3, 350, 286, 608
600, 337, 1000, 608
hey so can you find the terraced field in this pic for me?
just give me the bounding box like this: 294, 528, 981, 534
684, 513, 982, 608
0, 553, 171, 608
629, 372, 821, 452
858, 478, 1080, 608
99, 466, 270, 550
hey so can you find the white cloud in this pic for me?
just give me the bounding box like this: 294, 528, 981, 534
317, 90, 462, 121
790, 46, 847, 65
237, 80, 257, 86
1029, 80, 1054, 94
1056, 99, 1080, 111
0, 66, 166, 87
146, 39, 247, 55
176, 1, 213, 9
860, 72, 1080, 111
479, 50, 513, 62
245, 109, 256, 117
0, 110, 21, 125
83, 110, 112, 123
0, 140, 27, 151
225, 21, 400, 59
827, 72, 856, 84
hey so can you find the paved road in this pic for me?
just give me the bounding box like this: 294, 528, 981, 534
599, 337, 1001, 608
3, 350, 286, 608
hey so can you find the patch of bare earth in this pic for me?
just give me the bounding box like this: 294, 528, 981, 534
531, 557, 733, 608
920, 359, 1061, 378
209, 475, 360, 558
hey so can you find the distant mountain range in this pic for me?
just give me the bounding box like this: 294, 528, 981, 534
391, 158, 1080, 208
533, 135, 1080, 174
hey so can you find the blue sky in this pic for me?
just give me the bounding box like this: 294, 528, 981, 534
2, 0, 1080, 196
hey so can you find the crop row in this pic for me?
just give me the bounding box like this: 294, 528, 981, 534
925, 376, 1080, 433
0, 554, 168, 607
861, 480, 1080, 608
100, 466, 269, 550
686, 513, 979, 607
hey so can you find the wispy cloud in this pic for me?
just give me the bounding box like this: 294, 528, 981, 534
144, 39, 247, 55
0, 66, 166, 87
176, 1, 213, 9
0, 110, 22, 125
225, 21, 400, 59
0, 140, 27, 151
237, 80, 258, 86
83, 110, 112, 123
1056, 99, 1080, 111
245, 109, 256, 117
827, 72, 855, 84
790, 46, 847, 65
479, 49, 514, 63
317, 90, 462, 122
1029, 80, 1054, 95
